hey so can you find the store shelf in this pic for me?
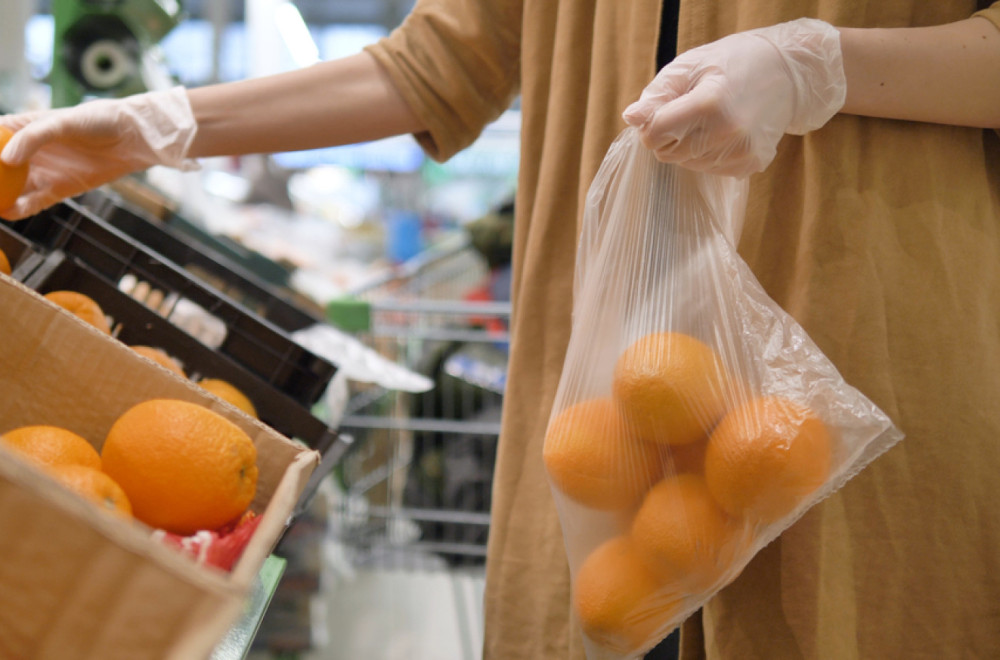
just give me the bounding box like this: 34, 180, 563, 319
79, 189, 321, 331
1, 200, 339, 453
211, 555, 288, 660
7, 200, 333, 406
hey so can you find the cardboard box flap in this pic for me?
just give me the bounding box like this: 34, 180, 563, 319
232, 449, 319, 585
0, 449, 243, 660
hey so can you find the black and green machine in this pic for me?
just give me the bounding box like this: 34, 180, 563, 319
50, 0, 184, 108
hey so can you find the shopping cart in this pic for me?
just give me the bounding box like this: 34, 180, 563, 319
327, 238, 510, 572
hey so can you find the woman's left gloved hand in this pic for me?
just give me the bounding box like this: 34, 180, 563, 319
623, 17, 846, 177
0, 87, 198, 220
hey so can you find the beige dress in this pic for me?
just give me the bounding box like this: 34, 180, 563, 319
366, 1, 1000, 657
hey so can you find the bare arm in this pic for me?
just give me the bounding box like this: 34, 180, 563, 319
840, 17, 1000, 128
187, 51, 425, 158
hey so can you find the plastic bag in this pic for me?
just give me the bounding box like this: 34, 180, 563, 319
543, 128, 904, 659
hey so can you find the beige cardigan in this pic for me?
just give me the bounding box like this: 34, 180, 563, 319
367, 1, 1000, 657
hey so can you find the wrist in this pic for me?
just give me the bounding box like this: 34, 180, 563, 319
757, 18, 846, 135
124, 87, 199, 169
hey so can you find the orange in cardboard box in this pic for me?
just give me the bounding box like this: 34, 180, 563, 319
198, 378, 257, 418
0, 247, 10, 276
1, 424, 102, 471
102, 399, 259, 535
44, 290, 112, 334
131, 345, 186, 377
48, 464, 132, 518
0, 126, 29, 212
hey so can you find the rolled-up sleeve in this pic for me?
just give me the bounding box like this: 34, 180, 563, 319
974, 2, 1000, 29
364, 0, 522, 162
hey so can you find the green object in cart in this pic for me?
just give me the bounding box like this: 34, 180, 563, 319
210, 555, 287, 660
326, 297, 372, 333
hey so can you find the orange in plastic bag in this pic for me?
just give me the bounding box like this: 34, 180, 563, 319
543, 398, 663, 510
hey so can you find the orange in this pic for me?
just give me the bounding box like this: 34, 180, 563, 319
131, 345, 186, 377
543, 398, 663, 510
613, 332, 737, 446
1, 425, 102, 470
101, 399, 259, 534
705, 396, 832, 524
44, 290, 112, 334
48, 465, 132, 518
0, 247, 10, 276
0, 126, 29, 211
574, 536, 684, 654
631, 474, 742, 593
198, 378, 257, 418
661, 437, 708, 476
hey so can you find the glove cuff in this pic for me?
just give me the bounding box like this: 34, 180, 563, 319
758, 18, 847, 135
122, 87, 200, 171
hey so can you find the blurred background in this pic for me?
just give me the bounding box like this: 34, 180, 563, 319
2, 2, 519, 658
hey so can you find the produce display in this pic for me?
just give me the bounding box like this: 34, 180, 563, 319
0, 397, 262, 572
0, 127, 323, 656
1, 280, 265, 572
0, 170, 298, 584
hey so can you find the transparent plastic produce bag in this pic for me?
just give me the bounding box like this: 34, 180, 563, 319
543, 128, 904, 659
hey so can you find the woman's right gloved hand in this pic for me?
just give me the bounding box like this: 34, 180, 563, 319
623, 18, 846, 177
0, 87, 198, 220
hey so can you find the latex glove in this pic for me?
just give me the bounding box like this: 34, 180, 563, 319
0, 87, 198, 220
623, 18, 846, 177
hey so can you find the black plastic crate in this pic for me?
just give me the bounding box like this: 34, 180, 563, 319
0, 222, 44, 279
18, 252, 338, 453
78, 189, 322, 333
7, 200, 335, 408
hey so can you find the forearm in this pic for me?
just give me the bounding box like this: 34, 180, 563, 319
187, 51, 425, 158
840, 17, 1000, 128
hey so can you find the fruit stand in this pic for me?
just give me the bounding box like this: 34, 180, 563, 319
0, 190, 347, 657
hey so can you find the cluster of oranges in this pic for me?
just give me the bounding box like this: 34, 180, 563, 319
1, 398, 260, 537
543, 331, 833, 653
39, 288, 258, 418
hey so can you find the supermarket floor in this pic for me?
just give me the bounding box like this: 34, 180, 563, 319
246, 562, 486, 660
246, 478, 488, 660
303, 565, 485, 660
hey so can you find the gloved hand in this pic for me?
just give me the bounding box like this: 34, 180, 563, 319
0, 87, 198, 220
623, 18, 846, 177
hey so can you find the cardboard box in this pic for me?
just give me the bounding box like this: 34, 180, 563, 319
0, 276, 321, 659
